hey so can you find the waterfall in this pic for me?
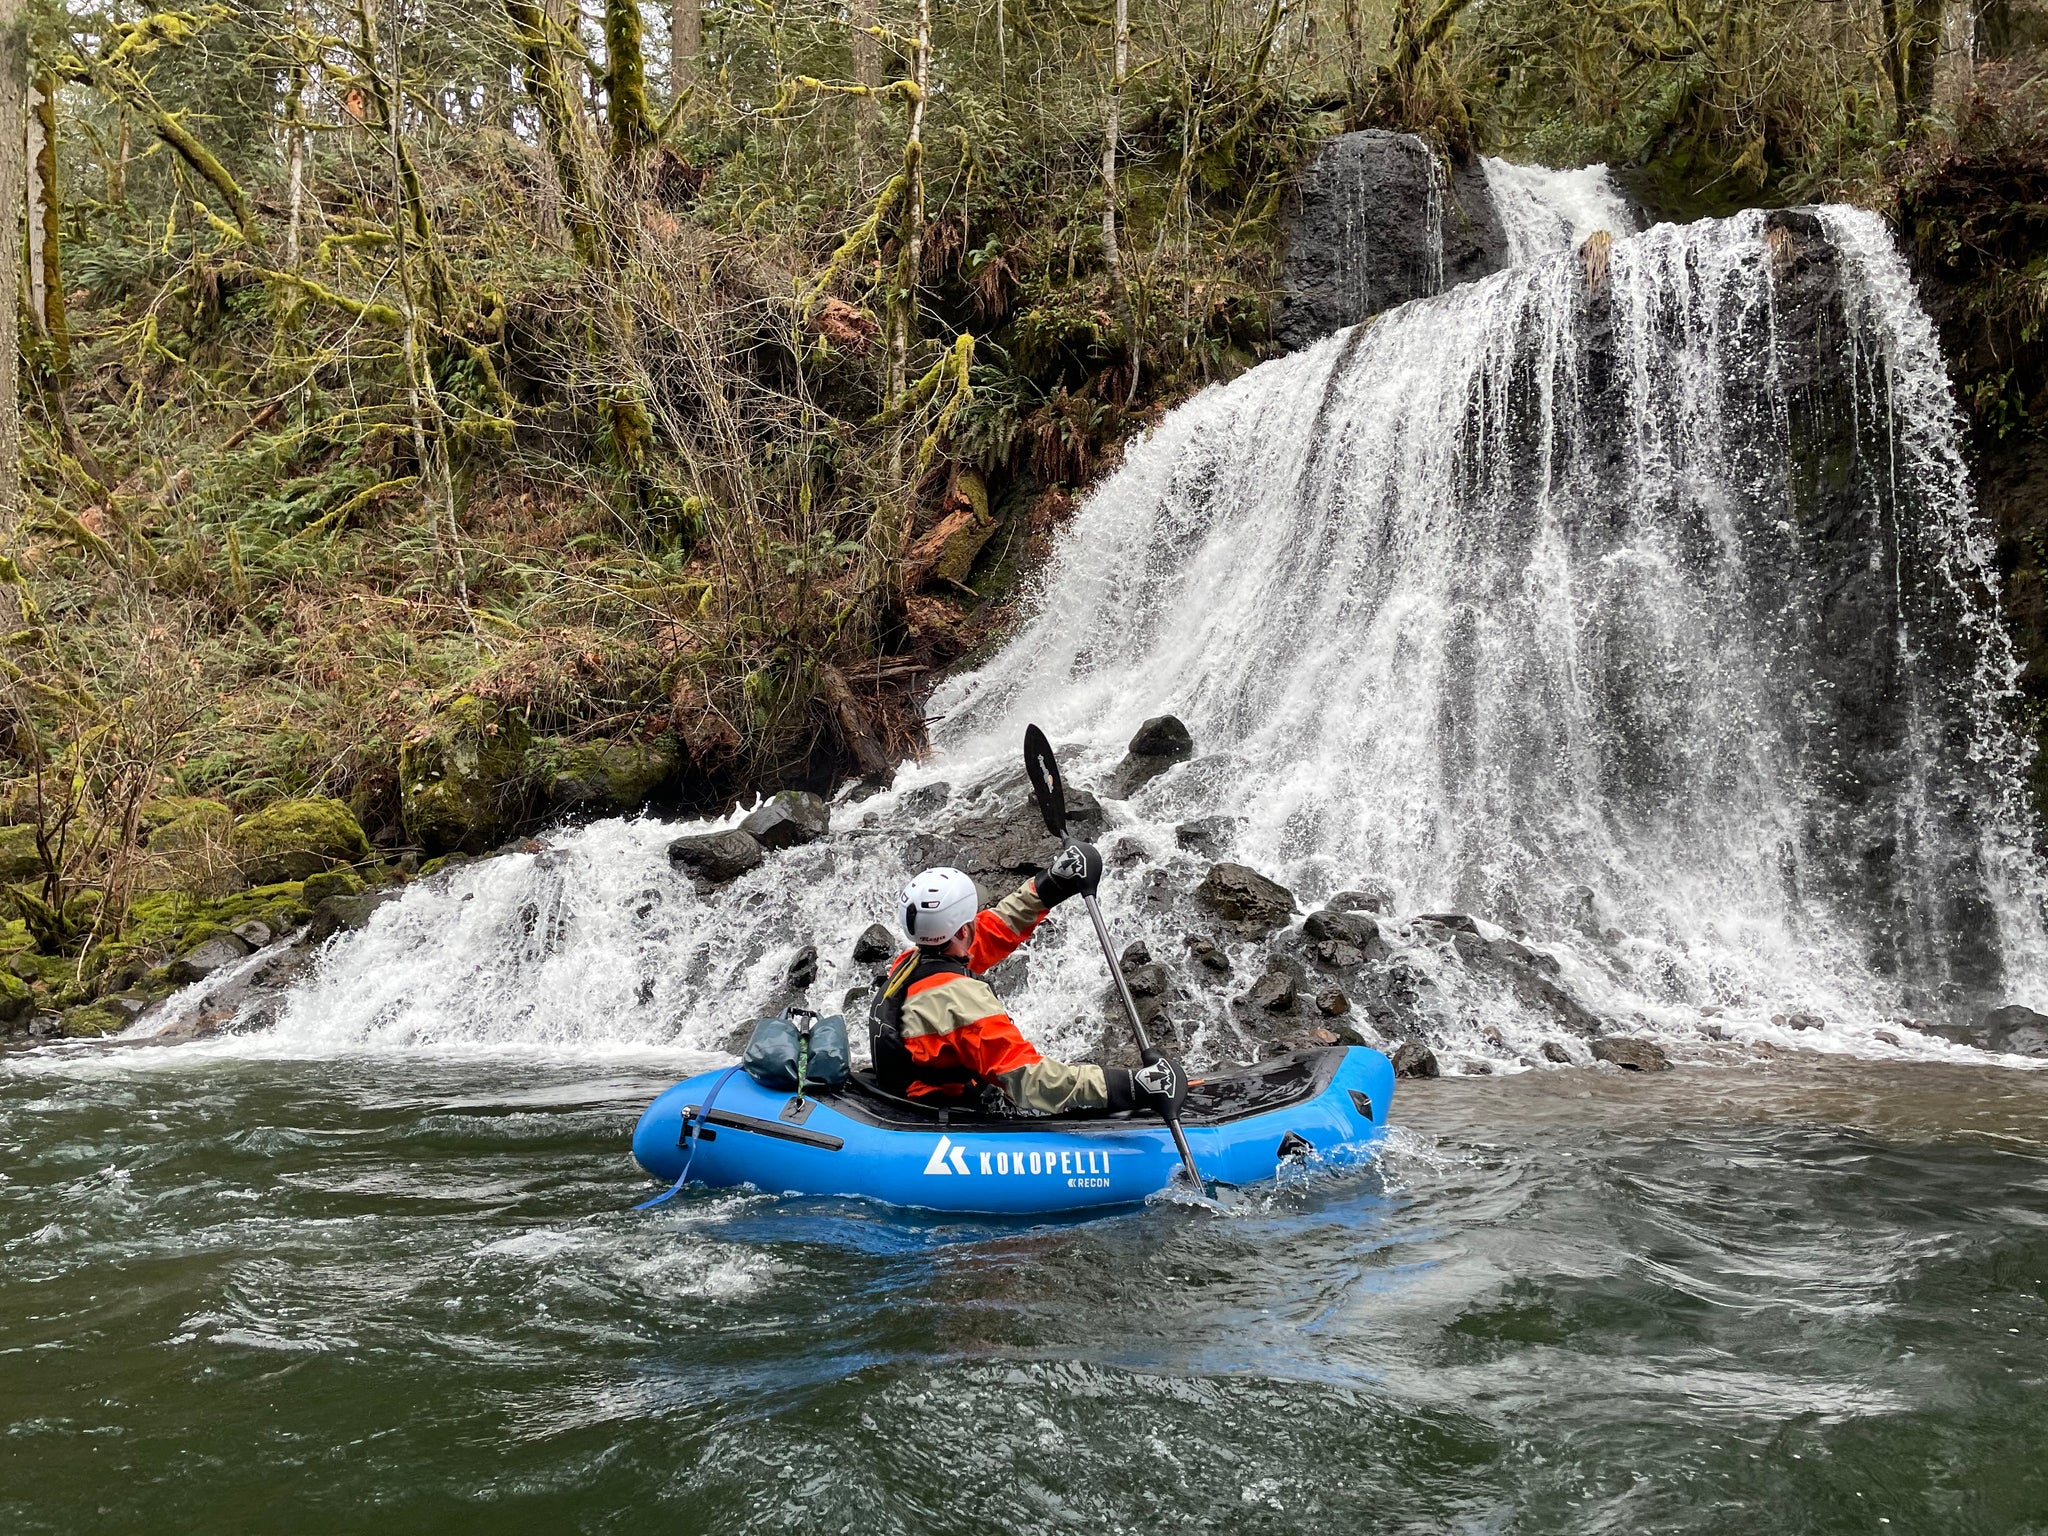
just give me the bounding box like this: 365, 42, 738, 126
1481, 159, 1638, 264
218, 203, 2044, 1070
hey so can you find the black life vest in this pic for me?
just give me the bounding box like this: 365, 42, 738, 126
869, 949, 975, 1096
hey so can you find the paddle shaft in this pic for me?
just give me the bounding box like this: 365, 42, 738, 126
1081, 890, 1203, 1189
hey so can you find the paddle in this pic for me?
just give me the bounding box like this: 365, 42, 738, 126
1023, 724, 1205, 1191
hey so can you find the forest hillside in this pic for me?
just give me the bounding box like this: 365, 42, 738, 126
0, 0, 2044, 1034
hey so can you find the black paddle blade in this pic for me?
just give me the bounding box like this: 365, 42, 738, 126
1022, 724, 1066, 837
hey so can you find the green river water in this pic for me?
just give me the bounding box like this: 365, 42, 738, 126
4, 1049, 2045, 1534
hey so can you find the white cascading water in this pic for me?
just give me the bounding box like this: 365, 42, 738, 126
179, 174, 2046, 1071
1482, 159, 1638, 264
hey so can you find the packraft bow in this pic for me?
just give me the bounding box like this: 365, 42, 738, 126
631, 1045, 1395, 1215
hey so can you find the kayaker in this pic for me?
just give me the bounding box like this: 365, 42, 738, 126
872, 848, 1183, 1116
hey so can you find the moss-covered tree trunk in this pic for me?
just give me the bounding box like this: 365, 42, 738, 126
505, 0, 601, 266
605, 0, 655, 172
885, 0, 931, 476
1101, 0, 1133, 396
0, 0, 21, 531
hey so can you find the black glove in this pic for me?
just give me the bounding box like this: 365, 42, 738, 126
1132, 1049, 1189, 1117
1034, 840, 1102, 907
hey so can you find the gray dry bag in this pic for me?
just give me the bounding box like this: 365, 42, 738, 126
741, 1010, 850, 1093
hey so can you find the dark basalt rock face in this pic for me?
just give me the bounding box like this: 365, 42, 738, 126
667, 829, 765, 884
901, 782, 1106, 900
851, 923, 896, 963
1195, 862, 1298, 935
741, 790, 831, 850
1275, 132, 1506, 352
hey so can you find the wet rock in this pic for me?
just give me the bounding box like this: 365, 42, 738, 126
1391, 1040, 1441, 1079
1327, 882, 1396, 915
1110, 715, 1197, 796
1980, 1003, 2048, 1057
1184, 935, 1232, 974
230, 798, 372, 886
1592, 1036, 1670, 1072
852, 923, 896, 963
1277, 131, 1507, 351
1313, 939, 1365, 970
230, 920, 274, 949
898, 782, 951, 817
1125, 962, 1170, 999
1195, 862, 1297, 935
1174, 816, 1239, 859
786, 944, 819, 989
1415, 912, 1481, 935
1315, 986, 1350, 1017
400, 695, 534, 855
1540, 1040, 1572, 1063
298, 892, 386, 946
1120, 939, 1151, 967
1128, 715, 1195, 760
1246, 968, 1297, 1013
740, 790, 831, 851
169, 933, 251, 984
667, 829, 765, 884
906, 785, 1103, 892
303, 868, 365, 906
1304, 908, 1390, 958
27, 1012, 60, 1039
1451, 928, 1560, 976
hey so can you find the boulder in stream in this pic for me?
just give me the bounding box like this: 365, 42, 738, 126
852, 923, 896, 963
667, 829, 765, 884
1391, 1040, 1440, 1079
168, 933, 250, 984
1111, 715, 1196, 796
1245, 967, 1297, 1013
741, 790, 831, 850
1195, 862, 1298, 935
1592, 1036, 1670, 1072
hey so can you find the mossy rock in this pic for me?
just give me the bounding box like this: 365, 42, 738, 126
122, 883, 315, 962
400, 696, 533, 854
0, 969, 31, 1023
0, 917, 34, 960
60, 1003, 125, 1039
140, 797, 234, 841
229, 798, 372, 885
0, 823, 41, 883
302, 869, 364, 905
9, 950, 78, 988
536, 735, 681, 815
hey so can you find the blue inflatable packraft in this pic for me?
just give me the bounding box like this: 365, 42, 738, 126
631, 1045, 1395, 1215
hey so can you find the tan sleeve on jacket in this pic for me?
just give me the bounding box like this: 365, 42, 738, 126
994, 1059, 1112, 1114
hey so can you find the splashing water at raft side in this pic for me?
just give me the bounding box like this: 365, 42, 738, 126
216, 187, 2047, 1073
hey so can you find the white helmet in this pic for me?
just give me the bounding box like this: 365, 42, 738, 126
902, 867, 977, 946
